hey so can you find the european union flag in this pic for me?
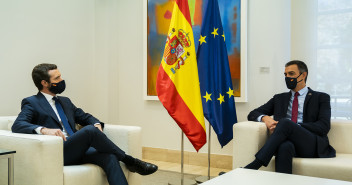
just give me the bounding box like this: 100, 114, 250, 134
197, 0, 238, 147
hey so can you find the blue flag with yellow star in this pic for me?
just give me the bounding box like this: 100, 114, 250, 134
197, 0, 238, 147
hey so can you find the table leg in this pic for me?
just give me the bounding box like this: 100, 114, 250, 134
8, 154, 14, 185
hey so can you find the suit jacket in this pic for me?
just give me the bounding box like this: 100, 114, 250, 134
12, 92, 104, 134
248, 87, 336, 158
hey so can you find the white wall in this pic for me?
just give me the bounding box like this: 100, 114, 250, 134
0, 0, 116, 121
291, 0, 318, 88
0, 0, 291, 156
0, 0, 101, 116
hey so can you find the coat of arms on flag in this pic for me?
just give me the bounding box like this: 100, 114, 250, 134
163, 28, 191, 74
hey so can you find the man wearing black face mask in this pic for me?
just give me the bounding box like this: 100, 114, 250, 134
244, 60, 335, 174
12, 63, 158, 185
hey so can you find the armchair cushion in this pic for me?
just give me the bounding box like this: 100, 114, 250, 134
64, 164, 108, 185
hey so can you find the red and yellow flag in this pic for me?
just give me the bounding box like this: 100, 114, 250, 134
156, 0, 206, 151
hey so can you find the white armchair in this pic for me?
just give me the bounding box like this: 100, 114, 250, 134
233, 121, 352, 181
0, 116, 142, 185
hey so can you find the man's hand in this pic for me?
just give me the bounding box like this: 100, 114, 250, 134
261, 116, 278, 134
40, 128, 67, 141
94, 124, 103, 132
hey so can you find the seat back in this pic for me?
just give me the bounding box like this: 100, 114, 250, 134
328, 120, 352, 154
0, 116, 16, 131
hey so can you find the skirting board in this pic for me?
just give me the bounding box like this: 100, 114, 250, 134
142, 147, 232, 170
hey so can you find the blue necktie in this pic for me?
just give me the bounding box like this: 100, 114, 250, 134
52, 97, 74, 136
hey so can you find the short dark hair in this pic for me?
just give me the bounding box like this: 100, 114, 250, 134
32, 63, 57, 90
285, 60, 308, 82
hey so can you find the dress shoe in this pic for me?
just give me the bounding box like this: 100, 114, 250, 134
218, 171, 226, 176
126, 159, 158, 175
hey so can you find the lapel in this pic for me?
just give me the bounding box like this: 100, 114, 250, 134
282, 91, 291, 117
36, 92, 61, 125
303, 87, 314, 121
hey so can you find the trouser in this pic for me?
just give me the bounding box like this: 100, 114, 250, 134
255, 119, 317, 174
63, 125, 128, 185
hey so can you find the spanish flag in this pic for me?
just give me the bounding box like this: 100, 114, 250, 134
156, 0, 206, 151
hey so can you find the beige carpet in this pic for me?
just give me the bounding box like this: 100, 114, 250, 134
141, 170, 200, 185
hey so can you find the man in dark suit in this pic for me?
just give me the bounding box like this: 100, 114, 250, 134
244, 60, 335, 174
12, 63, 158, 185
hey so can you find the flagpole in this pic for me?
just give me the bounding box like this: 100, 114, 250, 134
181, 131, 184, 184
207, 123, 211, 179
168, 131, 197, 185
195, 122, 214, 183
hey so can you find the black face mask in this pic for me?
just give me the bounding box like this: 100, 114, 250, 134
285, 73, 303, 90
49, 80, 66, 94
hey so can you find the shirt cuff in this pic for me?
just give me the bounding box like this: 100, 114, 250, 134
257, 115, 266, 122
94, 123, 101, 126
35, 127, 44, 134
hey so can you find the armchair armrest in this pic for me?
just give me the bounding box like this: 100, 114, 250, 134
233, 121, 268, 169
0, 130, 63, 185
103, 124, 142, 185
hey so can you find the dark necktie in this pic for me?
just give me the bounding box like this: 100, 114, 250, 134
291, 92, 299, 123
52, 97, 74, 136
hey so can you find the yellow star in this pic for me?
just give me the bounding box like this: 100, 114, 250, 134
203, 91, 212, 102
211, 28, 219, 38
199, 35, 207, 45
222, 32, 225, 41
217, 93, 225, 105
226, 87, 234, 98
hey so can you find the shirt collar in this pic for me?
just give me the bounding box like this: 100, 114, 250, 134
40, 91, 56, 102
291, 86, 308, 96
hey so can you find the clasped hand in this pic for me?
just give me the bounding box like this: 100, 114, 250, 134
261, 116, 278, 134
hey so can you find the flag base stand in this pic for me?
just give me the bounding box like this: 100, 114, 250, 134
195, 176, 214, 183
167, 131, 198, 185
195, 122, 214, 184
168, 179, 197, 185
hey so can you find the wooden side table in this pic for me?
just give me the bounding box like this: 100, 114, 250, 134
0, 149, 16, 185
